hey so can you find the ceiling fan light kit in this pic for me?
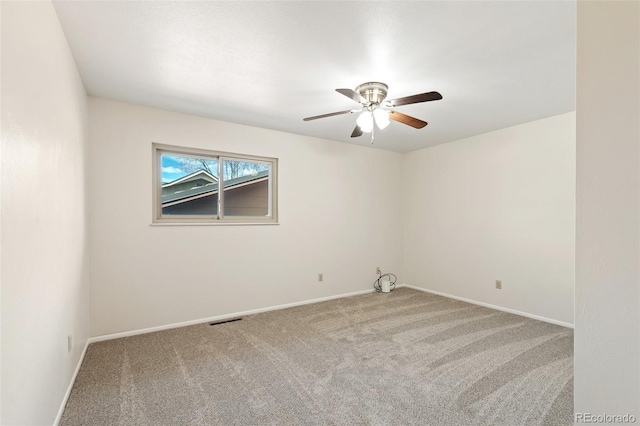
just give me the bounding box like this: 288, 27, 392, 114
303, 81, 442, 144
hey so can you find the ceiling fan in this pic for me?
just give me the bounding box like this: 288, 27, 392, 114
303, 82, 442, 143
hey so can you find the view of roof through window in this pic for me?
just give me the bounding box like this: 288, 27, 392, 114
159, 153, 272, 218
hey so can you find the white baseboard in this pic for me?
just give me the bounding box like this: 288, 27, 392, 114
88, 288, 376, 344
398, 284, 574, 329
54, 339, 90, 425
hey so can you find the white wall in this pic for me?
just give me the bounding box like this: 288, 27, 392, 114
403, 112, 575, 325
1, 2, 89, 425
575, 1, 640, 418
88, 98, 403, 337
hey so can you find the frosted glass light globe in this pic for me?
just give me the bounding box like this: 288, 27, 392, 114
373, 108, 390, 129
356, 111, 374, 133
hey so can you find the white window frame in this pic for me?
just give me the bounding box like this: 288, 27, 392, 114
152, 143, 278, 225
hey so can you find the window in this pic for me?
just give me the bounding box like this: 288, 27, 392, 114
152, 143, 278, 224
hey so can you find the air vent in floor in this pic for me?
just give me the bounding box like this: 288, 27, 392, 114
210, 318, 242, 326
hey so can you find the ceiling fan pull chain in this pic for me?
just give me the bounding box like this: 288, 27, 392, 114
371, 118, 375, 144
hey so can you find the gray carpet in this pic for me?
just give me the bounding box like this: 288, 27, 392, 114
60, 288, 573, 425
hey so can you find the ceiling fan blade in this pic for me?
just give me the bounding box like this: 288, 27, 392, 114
303, 109, 353, 121
336, 88, 367, 104
385, 91, 442, 107
351, 125, 363, 138
389, 111, 428, 129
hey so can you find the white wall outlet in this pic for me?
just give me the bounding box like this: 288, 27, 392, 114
67, 335, 73, 353
376, 267, 381, 275
495, 280, 502, 290
318, 273, 323, 282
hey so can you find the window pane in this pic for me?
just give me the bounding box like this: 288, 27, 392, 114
222, 159, 270, 217
153, 143, 277, 224
161, 154, 219, 216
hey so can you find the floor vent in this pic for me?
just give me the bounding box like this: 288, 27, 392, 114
210, 318, 242, 326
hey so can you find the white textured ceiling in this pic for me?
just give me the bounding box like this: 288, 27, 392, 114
53, 1, 576, 152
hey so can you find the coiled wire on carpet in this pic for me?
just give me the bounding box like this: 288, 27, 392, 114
373, 272, 397, 293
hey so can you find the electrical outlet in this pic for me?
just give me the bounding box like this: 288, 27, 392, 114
67, 335, 73, 353
318, 273, 323, 282
376, 267, 381, 275
495, 280, 502, 290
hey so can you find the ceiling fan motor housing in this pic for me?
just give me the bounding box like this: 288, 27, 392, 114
356, 82, 388, 106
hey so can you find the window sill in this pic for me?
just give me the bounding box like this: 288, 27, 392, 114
150, 221, 280, 226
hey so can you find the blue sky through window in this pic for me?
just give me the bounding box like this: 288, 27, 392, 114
161, 155, 218, 183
